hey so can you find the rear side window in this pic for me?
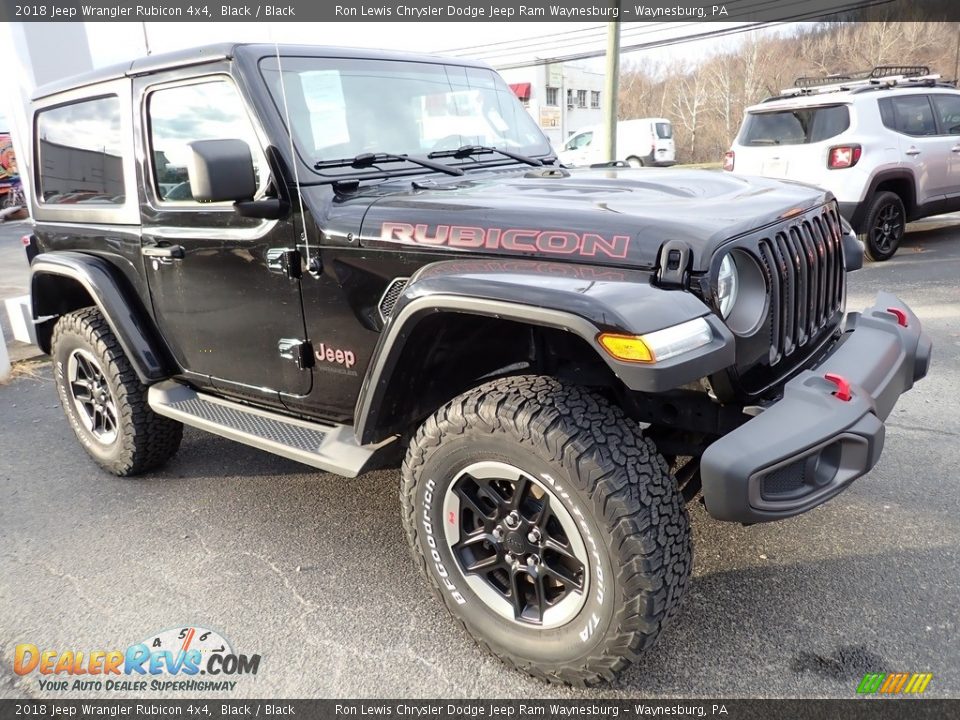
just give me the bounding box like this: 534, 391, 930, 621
655, 122, 672, 139
36, 96, 124, 204
879, 95, 938, 136
931, 94, 960, 135
147, 79, 265, 204
739, 105, 850, 145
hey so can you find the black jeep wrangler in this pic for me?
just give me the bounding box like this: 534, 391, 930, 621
25, 44, 931, 685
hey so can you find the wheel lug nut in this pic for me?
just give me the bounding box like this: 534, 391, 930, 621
527, 554, 540, 567
505, 511, 520, 529
527, 529, 541, 544
504, 553, 513, 564
492, 527, 504, 541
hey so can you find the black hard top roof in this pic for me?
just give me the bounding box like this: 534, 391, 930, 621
32, 43, 490, 101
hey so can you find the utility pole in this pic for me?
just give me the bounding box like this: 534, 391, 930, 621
602, 1, 622, 163
954, 21, 960, 84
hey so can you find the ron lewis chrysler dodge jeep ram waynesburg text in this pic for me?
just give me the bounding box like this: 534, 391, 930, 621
24, 44, 931, 686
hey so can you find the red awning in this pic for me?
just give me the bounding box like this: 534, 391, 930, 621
509, 83, 531, 101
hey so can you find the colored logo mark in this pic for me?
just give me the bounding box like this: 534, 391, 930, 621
857, 672, 933, 695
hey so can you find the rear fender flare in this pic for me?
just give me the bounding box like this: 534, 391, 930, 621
30, 252, 174, 383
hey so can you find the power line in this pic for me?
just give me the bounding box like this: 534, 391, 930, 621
493, 0, 893, 69
435, 0, 783, 62
428, 22, 609, 54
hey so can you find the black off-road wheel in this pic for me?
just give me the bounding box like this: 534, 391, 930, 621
51, 307, 183, 476
860, 191, 906, 262
401, 375, 692, 686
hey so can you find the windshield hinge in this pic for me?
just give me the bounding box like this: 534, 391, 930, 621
656, 240, 691, 289
278, 339, 314, 370
267, 248, 302, 279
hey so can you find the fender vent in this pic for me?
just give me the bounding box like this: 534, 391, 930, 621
378, 277, 408, 322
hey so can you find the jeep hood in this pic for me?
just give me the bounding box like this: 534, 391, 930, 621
343, 167, 833, 273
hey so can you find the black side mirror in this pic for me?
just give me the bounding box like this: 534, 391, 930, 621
186, 139, 257, 202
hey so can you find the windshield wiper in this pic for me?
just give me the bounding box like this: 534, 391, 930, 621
428, 145, 543, 167
314, 152, 463, 177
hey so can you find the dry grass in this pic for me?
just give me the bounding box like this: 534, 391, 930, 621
0, 358, 49, 385
676, 161, 723, 170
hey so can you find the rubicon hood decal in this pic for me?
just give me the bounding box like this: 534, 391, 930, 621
379, 222, 630, 259
325, 166, 834, 272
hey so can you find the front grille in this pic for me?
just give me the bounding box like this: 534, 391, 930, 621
756, 205, 845, 366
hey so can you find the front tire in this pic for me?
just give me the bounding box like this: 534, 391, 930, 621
626, 156, 645, 168
52, 307, 183, 476
401, 375, 691, 685
860, 191, 905, 261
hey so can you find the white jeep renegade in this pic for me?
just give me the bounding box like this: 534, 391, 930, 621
725, 66, 960, 261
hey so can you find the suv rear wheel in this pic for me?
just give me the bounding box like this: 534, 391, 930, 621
401, 375, 691, 685
52, 307, 183, 476
861, 191, 906, 261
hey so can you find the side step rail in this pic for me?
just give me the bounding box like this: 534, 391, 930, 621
148, 381, 393, 478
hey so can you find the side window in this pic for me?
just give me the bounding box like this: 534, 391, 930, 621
36, 96, 124, 204
884, 95, 938, 137
932, 94, 960, 135
148, 79, 265, 204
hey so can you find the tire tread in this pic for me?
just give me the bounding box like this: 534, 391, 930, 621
52, 307, 182, 476
400, 375, 691, 686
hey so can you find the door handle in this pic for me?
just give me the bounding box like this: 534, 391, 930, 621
142, 244, 185, 259
905, 148, 921, 156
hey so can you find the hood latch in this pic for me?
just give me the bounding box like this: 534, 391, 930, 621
656, 240, 692, 289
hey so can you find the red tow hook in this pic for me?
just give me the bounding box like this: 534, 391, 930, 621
886, 307, 908, 327
824, 373, 852, 402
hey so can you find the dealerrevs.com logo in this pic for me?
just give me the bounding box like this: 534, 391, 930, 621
14, 626, 261, 692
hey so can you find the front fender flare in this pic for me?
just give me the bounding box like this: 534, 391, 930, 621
31, 252, 174, 383
354, 260, 735, 443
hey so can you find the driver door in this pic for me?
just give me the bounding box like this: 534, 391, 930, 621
136, 72, 312, 399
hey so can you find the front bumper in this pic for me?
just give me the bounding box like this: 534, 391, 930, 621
701, 292, 931, 523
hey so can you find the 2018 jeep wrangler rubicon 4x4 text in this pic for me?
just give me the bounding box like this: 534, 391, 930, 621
24, 44, 931, 686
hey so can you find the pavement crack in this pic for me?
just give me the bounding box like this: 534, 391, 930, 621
241, 550, 317, 612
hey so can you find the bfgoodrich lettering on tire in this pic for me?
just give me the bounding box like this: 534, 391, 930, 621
400, 375, 692, 685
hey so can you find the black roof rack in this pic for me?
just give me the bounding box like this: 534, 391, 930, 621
793, 65, 930, 89
869, 65, 930, 79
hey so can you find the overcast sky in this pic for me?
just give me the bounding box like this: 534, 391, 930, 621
0, 21, 795, 132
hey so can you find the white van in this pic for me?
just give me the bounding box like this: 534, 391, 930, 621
558, 118, 676, 167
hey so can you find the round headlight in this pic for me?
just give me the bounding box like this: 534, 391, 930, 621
717, 254, 739, 318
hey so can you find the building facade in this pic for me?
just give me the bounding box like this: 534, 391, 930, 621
499, 63, 604, 150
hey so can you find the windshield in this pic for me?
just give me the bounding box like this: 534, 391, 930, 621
259, 56, 551, 175
739, 105, 850, 145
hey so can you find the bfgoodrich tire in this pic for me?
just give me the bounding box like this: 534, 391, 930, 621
51, 307, 183, 476
860, 191, 906, 262
401, 375, 691, 685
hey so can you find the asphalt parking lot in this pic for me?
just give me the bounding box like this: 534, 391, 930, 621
1, 219, 958, 700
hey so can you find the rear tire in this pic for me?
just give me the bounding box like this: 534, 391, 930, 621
859, 191, 905, 261
401, 375, 691, 685
51, 307, 183, 476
